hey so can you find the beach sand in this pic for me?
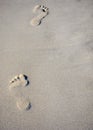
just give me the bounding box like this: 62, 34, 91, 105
0, 0, 93, 129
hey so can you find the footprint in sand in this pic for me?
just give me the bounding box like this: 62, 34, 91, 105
9, 74, 31, 111
30, 5, 49, 26
16, 97, 31, 111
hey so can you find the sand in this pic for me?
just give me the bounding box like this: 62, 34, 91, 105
0, 0, 93, 129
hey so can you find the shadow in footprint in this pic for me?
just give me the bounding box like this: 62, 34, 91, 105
23, 75, 30, 86
26, 102, 32, 111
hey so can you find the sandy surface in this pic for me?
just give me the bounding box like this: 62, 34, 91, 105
0, 0, 93, 129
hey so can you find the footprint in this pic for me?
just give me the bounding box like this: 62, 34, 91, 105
30, 5, 49, 26
9, 74, 29, 90
16, 97, 31, 111
9, 74, 31, 111
32, 5, 41, 13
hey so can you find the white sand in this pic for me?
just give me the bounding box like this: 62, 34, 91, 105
0, 0, 93, 129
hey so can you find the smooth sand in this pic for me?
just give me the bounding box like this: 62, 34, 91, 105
0, 0, 93, 130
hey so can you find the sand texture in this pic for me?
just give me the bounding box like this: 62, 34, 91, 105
0, 0, 93, 130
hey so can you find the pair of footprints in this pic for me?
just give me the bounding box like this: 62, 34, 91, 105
9, 74, 31, 111
30, 5, 49, 26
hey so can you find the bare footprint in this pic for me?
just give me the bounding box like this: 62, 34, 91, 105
16, 97, 31, 111
32, 5, 41, 13
9, 74, 29, 90
30, 5, 49, 26
9, 74, 31, 111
